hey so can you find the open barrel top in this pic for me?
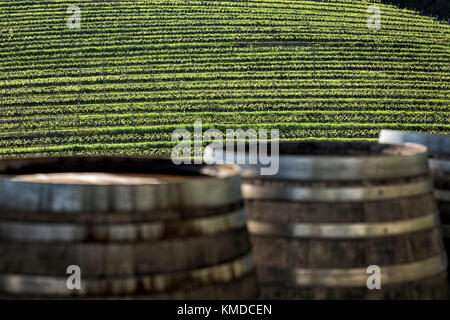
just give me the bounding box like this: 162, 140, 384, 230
276, 141, 427, 157
0, 157, 243, 213
0, 156, 240, 185
207, 141, 430, 181
379, 130, 450, 173
0, 157, 256, 299
379, 129, 450, 155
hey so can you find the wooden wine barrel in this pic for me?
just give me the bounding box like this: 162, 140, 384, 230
0, 157, 258, 299
380, 129, 450, 286
206, 141, 448, 299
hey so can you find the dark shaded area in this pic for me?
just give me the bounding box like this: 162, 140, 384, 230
0, 156, 211, 176
382, 0, 450, 20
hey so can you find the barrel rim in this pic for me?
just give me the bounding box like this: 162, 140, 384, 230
206, 141, 429, 181
0, 156, 241, 186
0, 157, 243, 213
380, 129, 450, 141
379, 129, 450, 155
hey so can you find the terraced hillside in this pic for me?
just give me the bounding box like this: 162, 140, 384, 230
0, 0, 449, 157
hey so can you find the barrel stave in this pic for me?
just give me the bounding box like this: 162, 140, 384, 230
0, 157, 257, 299
208, 141, 448, 299
0, 228, 252, 277
260, 272, 447, 300
0, 272, 259, 300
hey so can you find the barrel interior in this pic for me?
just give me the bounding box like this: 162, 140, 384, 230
222, 141, 426, 157
0, 157, 238, 182
277, 141, 426, 156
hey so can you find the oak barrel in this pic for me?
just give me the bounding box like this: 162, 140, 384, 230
380, 129, 450, 286
0, 157, 258, 299
206, 141, 448, 299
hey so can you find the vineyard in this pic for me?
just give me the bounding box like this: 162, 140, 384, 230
0, 0, 449, 157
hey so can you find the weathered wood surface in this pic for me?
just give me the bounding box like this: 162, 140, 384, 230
0, 272, 259, 300
0, 157, 258, 299
210, 141, 448, 299
0, 229, 252, 276
380, 130, 450, 287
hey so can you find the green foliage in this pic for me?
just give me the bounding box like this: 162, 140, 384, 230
0, 0, 449, 157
